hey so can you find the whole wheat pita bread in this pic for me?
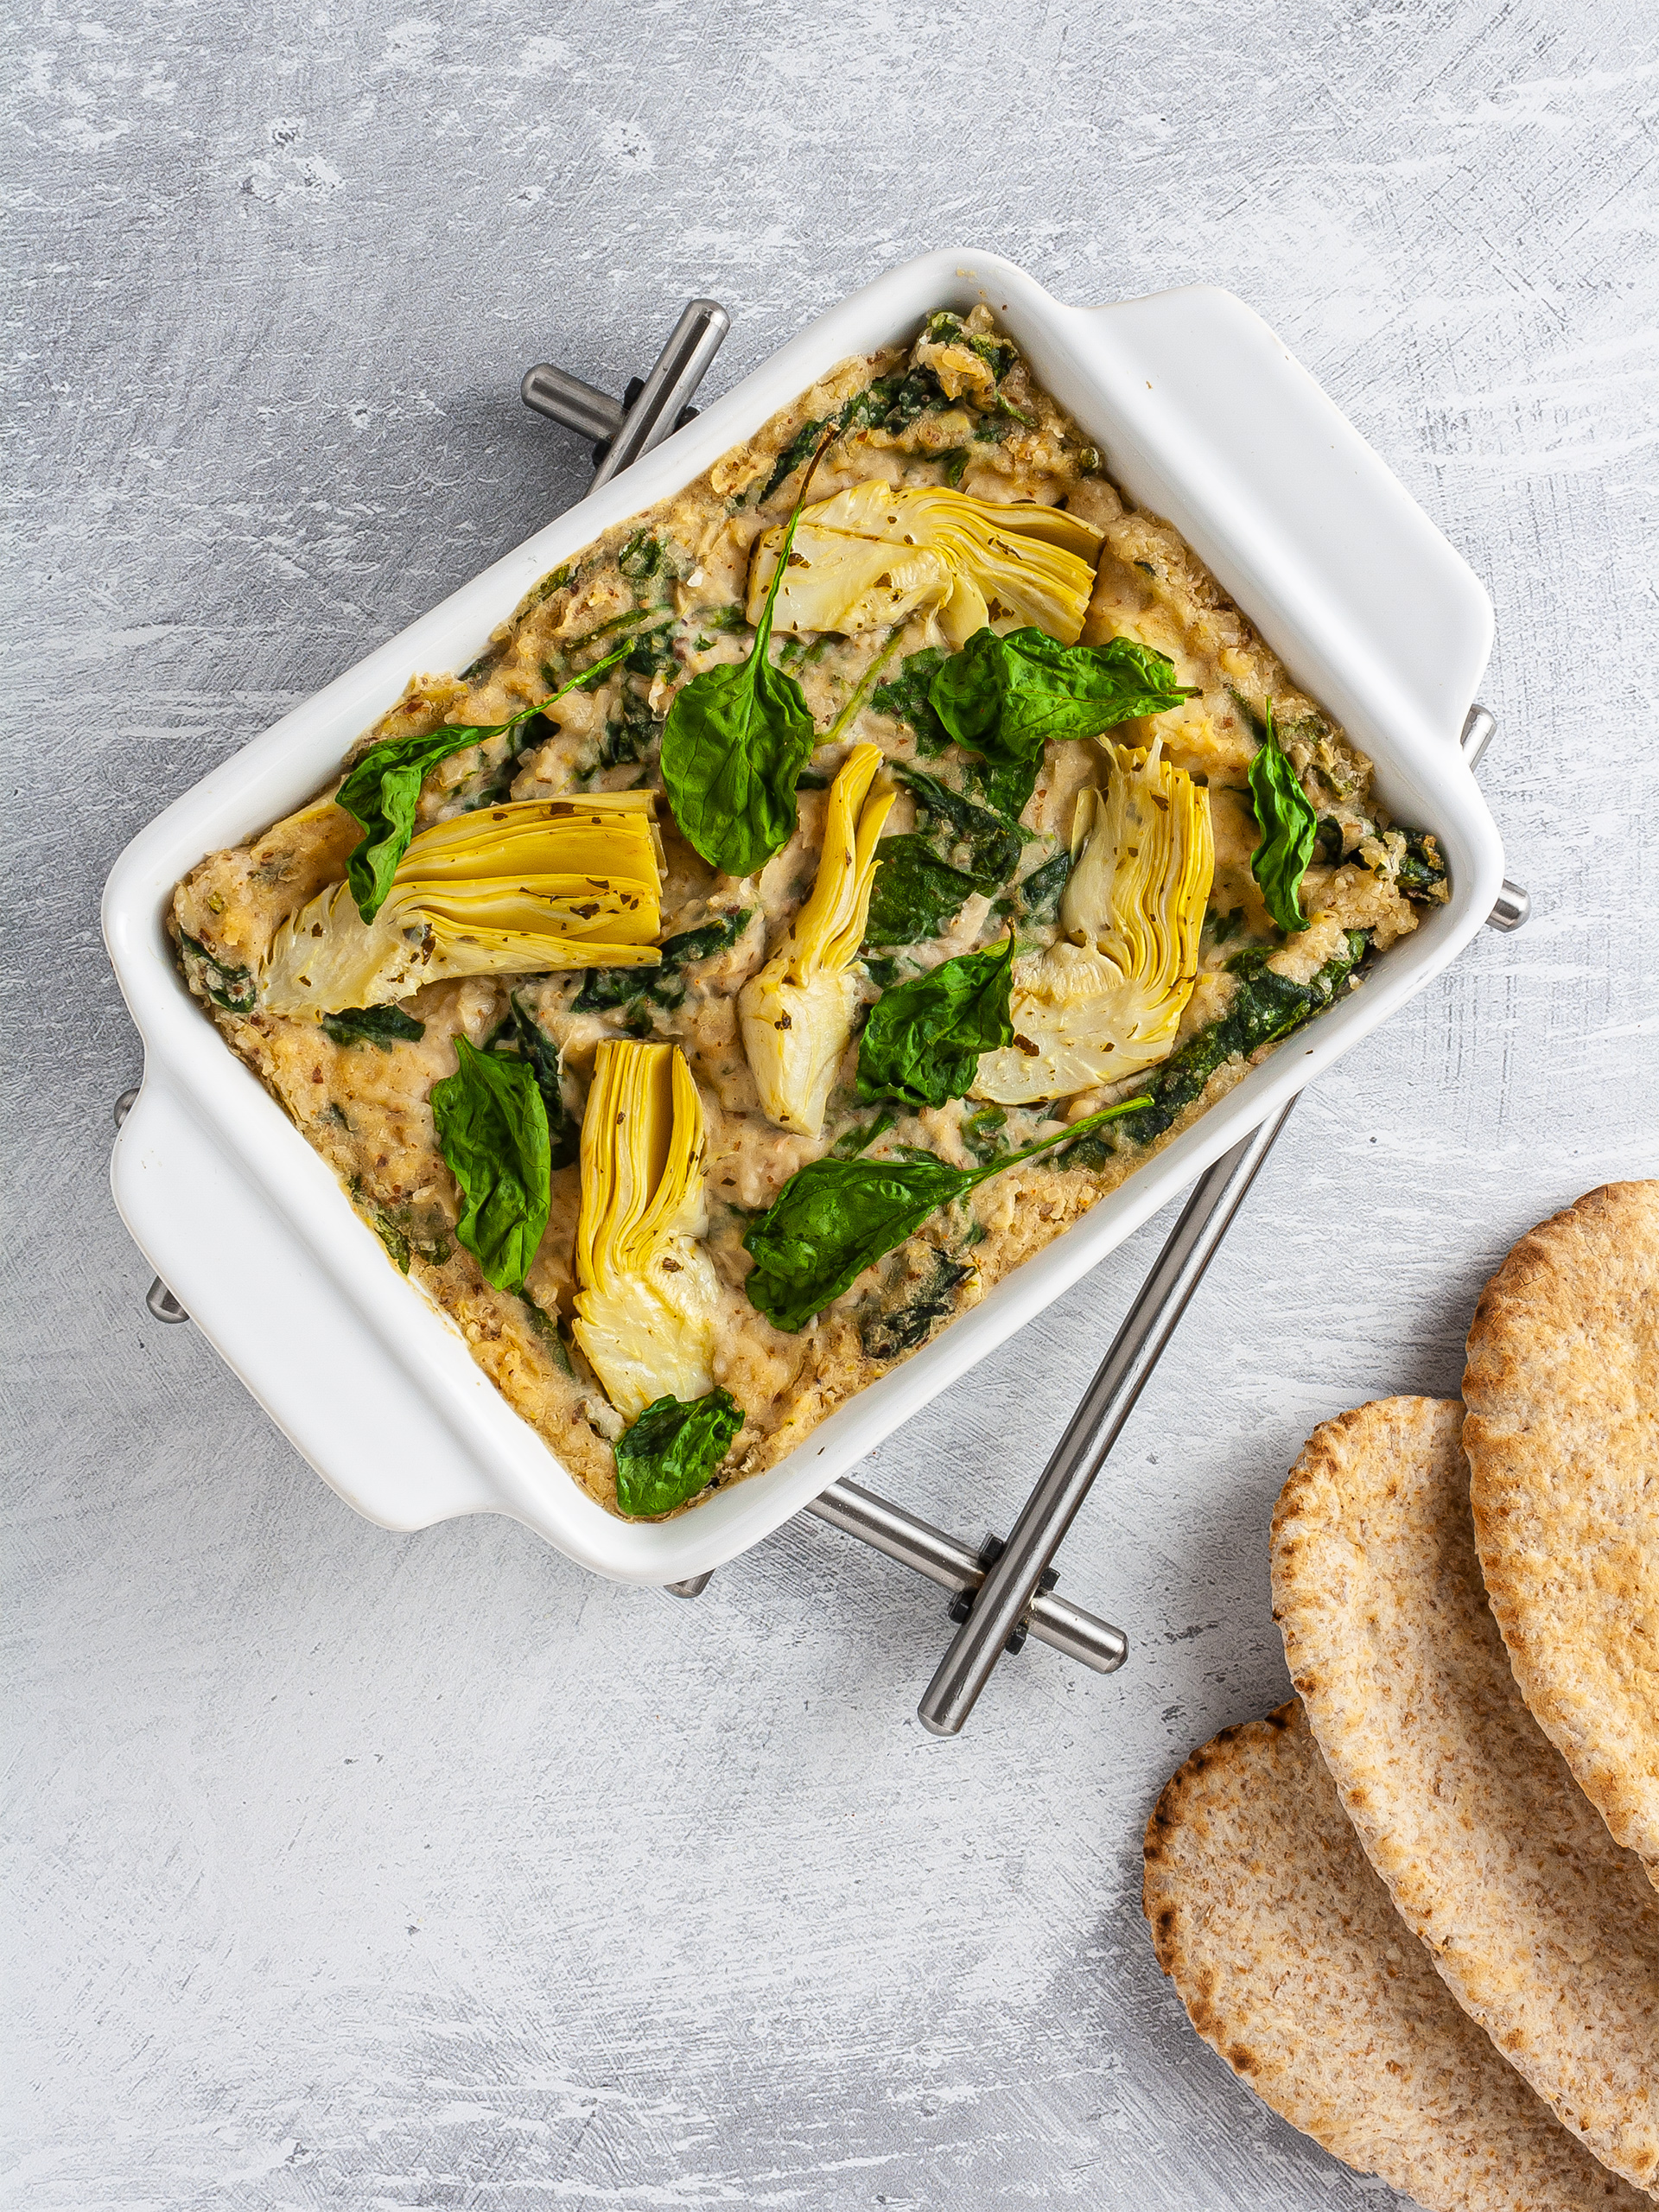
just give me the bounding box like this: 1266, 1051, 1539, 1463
1143, 1701, 1649, 2210
1272, 1397, 1659, 2193
1463, 1182, 1659, 1887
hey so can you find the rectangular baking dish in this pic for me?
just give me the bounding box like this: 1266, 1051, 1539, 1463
103, 247, 1503, 1586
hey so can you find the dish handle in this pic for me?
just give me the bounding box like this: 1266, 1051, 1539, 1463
1057, 284, 1494, 753
110, 1072, 507, 1532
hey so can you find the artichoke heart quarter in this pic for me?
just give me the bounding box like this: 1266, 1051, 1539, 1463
973, 739, 1213, 1105
573, 1040, 724, 1423
258, 794, 664, 1016
739, 744, 896, 1136
746, 483, 1103, 646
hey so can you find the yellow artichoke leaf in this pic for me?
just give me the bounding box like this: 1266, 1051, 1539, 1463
739, 965, 858, 1138
760, 484, 1097, 645
1062, 745, 1214, 987
257, 793, 665, 1015
938, 568, 991, 649
574, 1042, 721, 1421
972, 739, 1213, 1105
259, 882, 430, 1015
571, 1274, 720, 1426
410, 877, 660, 945
737, 745, 893, 1135
972, 942, 1184, 1104
977, 505, 1104, 560
401, 796, 662, 884
789, 745, 894, 974
745, 525, 954, 637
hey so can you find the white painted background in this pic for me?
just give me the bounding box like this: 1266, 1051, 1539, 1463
5, 3, 1657, 2205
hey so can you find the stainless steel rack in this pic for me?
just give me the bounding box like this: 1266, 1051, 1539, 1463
120, 296, 1529, 1734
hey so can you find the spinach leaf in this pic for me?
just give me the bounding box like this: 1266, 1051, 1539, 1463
659, 473, 821, 875
177, 931, 256, 1014
1397, 826, 1450, 902
840, 365, 946, 434
617, 530, 664, 581
862, 835, 977, 947
337, 644, 630, 922
571, 967, 644, 1014
829, 1107, 899, 1159
1096, 934, 1370, 1156
760, 418, 832, 505
487, 994, 578, 1170
870, 646, 951, 754
599, 690, 660, 767
895, 763, 1024, 892
742, 1092, 1149, 1333
997, 848, 1071, 925
929, 628, 1198, 819
920, 309, 1019, 381
429, 1035, 551, 1294
659, 909, 752, 969
321, 1004, 427, 1049
613, 1387, 744, 1518
859, 1255, 975, 1361
759, 368, 956, 510
959, 1104, 1007, 1163
1245, 702, 1317, 934
572, 910, 752, 1021
856, 934, 1015, 1110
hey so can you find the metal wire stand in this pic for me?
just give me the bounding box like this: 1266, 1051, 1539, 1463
120, 296, 1530, 1731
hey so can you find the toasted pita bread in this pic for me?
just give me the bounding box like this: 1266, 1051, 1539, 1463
1272, 1397, 1659, 2192
1463, 1182, 1659, 1887
1143, 1701, 1649, 2209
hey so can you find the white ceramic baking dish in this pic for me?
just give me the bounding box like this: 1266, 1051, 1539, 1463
103, 247, 1502, 1586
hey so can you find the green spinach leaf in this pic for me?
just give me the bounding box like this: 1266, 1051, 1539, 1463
919, 309, 1018, 381
1245, 702, 1318, 934
862, 833, 977, 948
487, 994, 578, 1170
1397, 826, 1450, 902
829, 1107, 899, 1159
429, 1035, 551, 1294
895, 763, 1024, 892
997, 848, 1071, 925
617, 530, 664, 581
856, 935, 1015, 1110
659, 909, 752, 969
870, 646, 951, 754
572, 909, 752, 1020
742, 1092, 1149, 1333
760, 418, 832, 505
613, 1387, 744, 1518
337, 644, 631, 922
177, 931, 256, 1014
659, 471, 822, 875
859, 1254, 975, 1361
321, 1004, 427, 1049
929, 627, 1198, 819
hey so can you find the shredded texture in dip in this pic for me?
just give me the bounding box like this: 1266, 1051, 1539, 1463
173, 307, 1447, 1518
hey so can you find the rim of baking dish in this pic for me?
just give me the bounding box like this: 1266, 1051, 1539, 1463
104, 247, 1501, 1583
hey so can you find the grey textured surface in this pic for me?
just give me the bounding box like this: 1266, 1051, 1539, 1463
5, 2, 1658, 2206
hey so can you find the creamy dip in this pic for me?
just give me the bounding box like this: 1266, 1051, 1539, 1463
173, 309, 1443, 1516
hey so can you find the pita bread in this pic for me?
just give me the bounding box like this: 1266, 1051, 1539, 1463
1272, 1397, 1659, 2193
1463, 1182, 1659, 1887
1143, 1701, 1649, 2209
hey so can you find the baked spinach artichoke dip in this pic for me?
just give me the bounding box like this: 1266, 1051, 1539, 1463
174, 309, 1449, 1521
